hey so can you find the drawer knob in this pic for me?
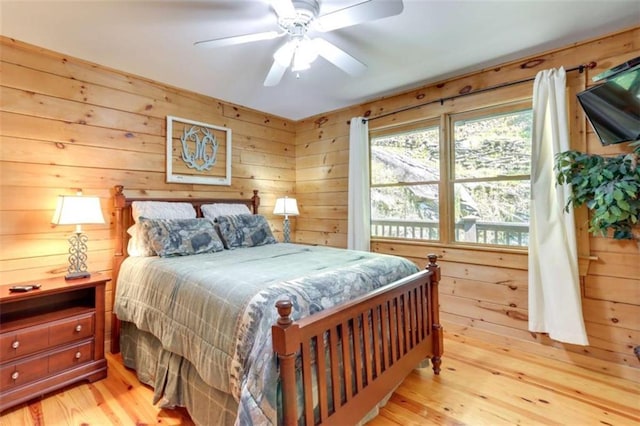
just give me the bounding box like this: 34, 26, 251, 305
75, 324, 82, 332
11, 371, 19, 380
11, 340, 19, 349
75, 351, 82, 359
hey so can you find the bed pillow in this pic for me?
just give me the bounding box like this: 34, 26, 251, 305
216, 214, 276, 249
126, 224, 155, 257
131, 201, 196, 223
138, 217, 224, 257
201, 203, 252, 220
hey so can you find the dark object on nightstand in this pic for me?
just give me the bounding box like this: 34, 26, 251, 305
0, 274, 109, 412
8, 284, 41, 293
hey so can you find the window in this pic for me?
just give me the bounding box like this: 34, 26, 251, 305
452, 107, 532, 246
370, 102, 532, 248
371, 121, 440, 240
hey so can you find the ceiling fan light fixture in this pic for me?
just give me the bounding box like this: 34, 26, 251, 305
292, 37, 318, 71
291, 58, 311, 72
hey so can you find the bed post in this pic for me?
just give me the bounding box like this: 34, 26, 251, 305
111, 185, 126, 354
272, 300, 300, 426
251, 190, 260, 214
427, 254, 443, 374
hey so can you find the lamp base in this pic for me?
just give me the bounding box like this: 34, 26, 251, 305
65, 231, 90, 281
65, 271, 91, 281
283, 217, 291, 243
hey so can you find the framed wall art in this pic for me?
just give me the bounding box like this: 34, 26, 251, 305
166, 115, 232, 185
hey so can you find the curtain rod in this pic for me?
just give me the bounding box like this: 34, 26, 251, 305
363, 62, 597, 123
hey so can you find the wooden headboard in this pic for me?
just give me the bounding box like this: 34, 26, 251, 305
110, 184, 260, 352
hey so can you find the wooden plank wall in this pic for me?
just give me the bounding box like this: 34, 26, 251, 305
0, 28, 638, 381
0, 36, 297, 347
294, 27, 640, 381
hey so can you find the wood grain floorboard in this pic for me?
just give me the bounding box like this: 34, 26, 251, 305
1, 332, 638, 425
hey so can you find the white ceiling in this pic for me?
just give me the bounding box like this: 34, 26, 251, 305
1, 0, 639, 120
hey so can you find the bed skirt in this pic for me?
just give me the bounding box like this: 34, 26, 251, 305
120, 321, 424, 425
120, 321, 238, 426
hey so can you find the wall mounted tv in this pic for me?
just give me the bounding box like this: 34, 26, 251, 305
577, 59, 640, 146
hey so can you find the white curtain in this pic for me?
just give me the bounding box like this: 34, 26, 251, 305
528, 67, 589, 345
347, 117, 371, 251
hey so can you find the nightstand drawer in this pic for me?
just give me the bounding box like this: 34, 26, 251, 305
0, 327, 49, 362
0, 356, 48, 389
0, 341, 93, 390
0, 312, 95, 362
49, 313, 94, 347
49, 341, 93, 375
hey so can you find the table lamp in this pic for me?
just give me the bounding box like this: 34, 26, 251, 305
273, 196, 299, 243
51, 191, 105, 280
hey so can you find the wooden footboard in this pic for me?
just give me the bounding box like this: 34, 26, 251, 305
272, 255, 443, 426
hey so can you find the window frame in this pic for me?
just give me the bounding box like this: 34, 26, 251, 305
369, 99, 533, 250
370, 118, 442, 241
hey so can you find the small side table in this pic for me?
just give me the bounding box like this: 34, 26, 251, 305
0, 274, 109, 412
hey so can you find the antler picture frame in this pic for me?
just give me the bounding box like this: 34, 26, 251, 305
166, 115, 232, 185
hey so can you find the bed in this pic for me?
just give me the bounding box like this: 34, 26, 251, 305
110, 185, 443, 426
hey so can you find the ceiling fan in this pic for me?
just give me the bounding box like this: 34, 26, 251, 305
194, 0, 404, 86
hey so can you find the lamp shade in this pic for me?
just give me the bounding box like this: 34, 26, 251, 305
51, 194, 105, 225
273, 197, 299, 217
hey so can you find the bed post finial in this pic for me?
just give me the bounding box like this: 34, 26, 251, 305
251, 190, 260, 214
427, 254, 440, 282
275, 299, 293, 327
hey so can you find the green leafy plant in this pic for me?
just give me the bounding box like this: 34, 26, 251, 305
555, 142, 639, 240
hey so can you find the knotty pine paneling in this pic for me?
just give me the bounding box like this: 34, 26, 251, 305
295, 218, 345, 234
1, 26, 638, 379
0, 36, 296, 350
585, 276, 639, 305
439, 276, 529, 309
295, 27, 640, 376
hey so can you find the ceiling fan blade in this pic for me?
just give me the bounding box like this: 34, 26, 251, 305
194, 30, 282, 48
314, 0, 404, 32
270, 0, 296, 18
313, 38, 367, 76
264, 59, 290, 87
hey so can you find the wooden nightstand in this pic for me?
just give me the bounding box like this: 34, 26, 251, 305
0, 274, 109, 412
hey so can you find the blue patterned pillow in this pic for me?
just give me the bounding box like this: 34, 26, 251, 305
216, 214, 277, 249
139, 217, 224, 257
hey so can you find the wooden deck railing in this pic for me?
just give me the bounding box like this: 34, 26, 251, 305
371, 218, 529, 247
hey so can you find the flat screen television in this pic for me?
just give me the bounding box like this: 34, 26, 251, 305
577, 62, 640, 146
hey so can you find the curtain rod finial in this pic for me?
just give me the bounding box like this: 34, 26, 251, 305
579, 62, 597, 73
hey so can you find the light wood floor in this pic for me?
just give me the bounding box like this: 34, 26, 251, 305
2, 332, 638, 425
